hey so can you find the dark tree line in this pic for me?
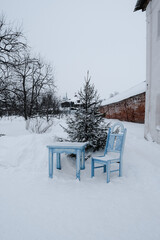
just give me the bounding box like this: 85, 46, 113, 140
0, 15, 59, 120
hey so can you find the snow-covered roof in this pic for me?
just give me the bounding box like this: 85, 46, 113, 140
102, 81, 146, 106
70, 95, 80, 103
61, 94, 81, 104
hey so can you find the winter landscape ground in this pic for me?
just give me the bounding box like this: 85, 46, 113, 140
0, 116, 160, 240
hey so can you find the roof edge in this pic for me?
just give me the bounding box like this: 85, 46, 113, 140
101, 81, 146, 106
134, 0, 151, 12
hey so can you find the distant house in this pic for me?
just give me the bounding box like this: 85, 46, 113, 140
61, 94, 81, 111
134, 0, 160, 144
100, 82, 146, 123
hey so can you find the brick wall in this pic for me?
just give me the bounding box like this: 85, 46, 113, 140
100, 92, 145, 123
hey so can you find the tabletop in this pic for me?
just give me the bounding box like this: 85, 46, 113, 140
47, 142, 88, 149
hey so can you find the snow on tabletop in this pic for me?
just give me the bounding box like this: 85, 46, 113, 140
102, 81, 146, 106
47, 142, 88, 148
0, 116, 160, 240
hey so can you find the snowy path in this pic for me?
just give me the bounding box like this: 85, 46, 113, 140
0, 118, 160, 240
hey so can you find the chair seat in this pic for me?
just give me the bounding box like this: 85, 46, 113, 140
93, 152, 120, 161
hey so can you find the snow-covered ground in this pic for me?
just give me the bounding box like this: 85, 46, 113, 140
0, 116, 160, 240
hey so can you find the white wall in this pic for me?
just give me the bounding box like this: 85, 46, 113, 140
145, 0, 160, 143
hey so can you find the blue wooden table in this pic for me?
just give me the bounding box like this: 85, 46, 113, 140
47, 142, 87, 180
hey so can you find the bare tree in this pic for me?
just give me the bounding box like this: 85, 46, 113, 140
0, 15, 57, 119
11, 52, 55, 119
0, 15, 26, 65
0, 14, 27, 115
29, 57, 55, 117
40, 91, 60, 120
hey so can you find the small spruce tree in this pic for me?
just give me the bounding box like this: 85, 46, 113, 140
64, 71, 109, 151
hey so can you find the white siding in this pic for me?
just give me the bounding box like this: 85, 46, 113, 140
145, 0, 160, 143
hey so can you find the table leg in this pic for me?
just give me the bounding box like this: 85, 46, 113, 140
49, 149, 53, 178
56, 153, 61, 170
80, 149, 85, 170
91, 158, 94, 177
76, 150, 81, 180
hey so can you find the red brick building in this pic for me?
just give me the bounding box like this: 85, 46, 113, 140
100, 82, 146, 123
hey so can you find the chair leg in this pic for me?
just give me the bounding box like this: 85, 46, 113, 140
91, 158, 94, 177
119, 160, 122, 177
106, 161, 111, 183
104, 165, 106, 173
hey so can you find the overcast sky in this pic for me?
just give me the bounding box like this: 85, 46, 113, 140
1, 0, 146, 100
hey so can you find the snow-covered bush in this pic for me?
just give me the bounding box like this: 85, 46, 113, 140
26, 117, 53, 134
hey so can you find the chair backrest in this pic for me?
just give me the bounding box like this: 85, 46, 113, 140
104, 122, 127, 155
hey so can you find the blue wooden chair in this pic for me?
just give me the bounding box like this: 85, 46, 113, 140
91, 122, 127, 183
